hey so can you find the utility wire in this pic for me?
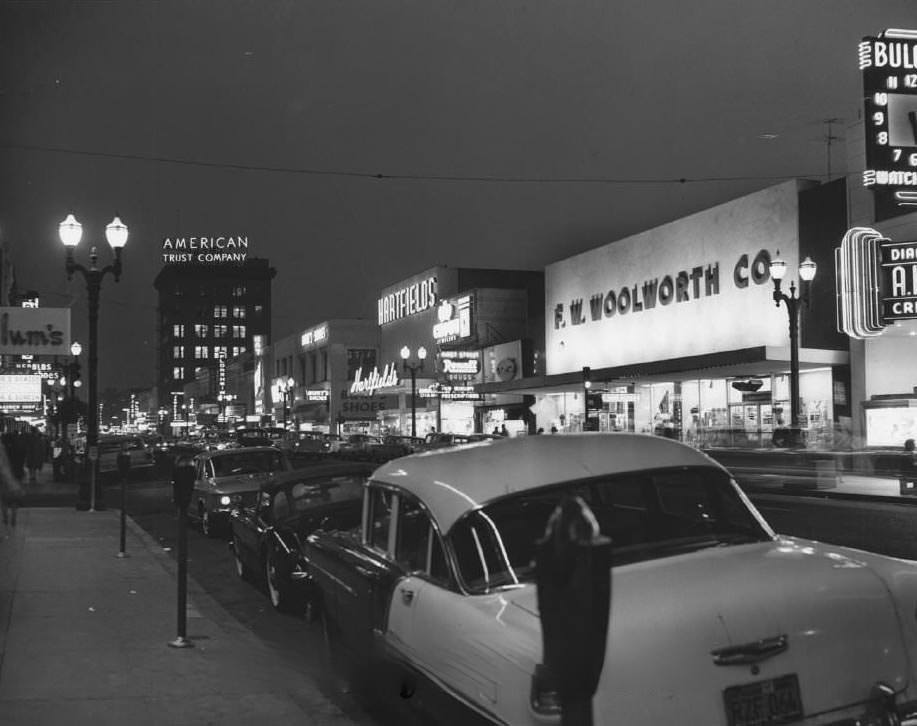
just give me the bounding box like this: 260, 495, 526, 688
0, 140, 836, 186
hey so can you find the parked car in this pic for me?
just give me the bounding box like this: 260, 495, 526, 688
228, 461, 376, 613
367, 435, 424, 461
233, 427, 275, 448
188, 446, 294, 537
302, 433, 917, 725
337, 433, 383, 459
97, 435, 155, 478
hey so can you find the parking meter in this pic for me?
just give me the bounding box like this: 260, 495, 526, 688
172, 460, 195, 511
117, 450, 132, 477
535, 496, 612, 724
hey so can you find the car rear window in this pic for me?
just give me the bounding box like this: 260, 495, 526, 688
449, 466, 771, 594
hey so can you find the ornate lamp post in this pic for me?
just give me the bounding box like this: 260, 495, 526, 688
68, 340, 83, 401
400, 346, 427, 438
769, 253, 817, 445
60, 213, 128, 511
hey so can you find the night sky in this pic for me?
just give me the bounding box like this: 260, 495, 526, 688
1, 1, 914, 391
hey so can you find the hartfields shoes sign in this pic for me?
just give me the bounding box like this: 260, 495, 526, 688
349, 363, 400, 395
0, 307, 71, 355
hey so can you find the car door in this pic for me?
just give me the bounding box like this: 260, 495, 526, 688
235, 488, 271, 571
321, 483, 402, 664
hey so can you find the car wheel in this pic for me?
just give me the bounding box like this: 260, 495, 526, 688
232, 537, 250, 580
265, 550, 287, 611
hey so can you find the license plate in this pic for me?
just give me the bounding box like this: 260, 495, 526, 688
724, 673, 803, 726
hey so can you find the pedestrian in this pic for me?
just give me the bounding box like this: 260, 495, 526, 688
550, 425, 558, 434
901, 439, 917, 496
500, 424, 509, 437
492, 426, 500, 436
536, 427, 544, 435
25, 427, 48, 483
1, 433, 25, 527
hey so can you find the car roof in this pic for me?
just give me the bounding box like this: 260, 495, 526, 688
371, 433, 726, 533
260, 461, 376, 494
198, 445, 281, 459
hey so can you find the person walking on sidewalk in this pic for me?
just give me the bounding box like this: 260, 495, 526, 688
1, 432, 25, 527
25, 427, 48, 484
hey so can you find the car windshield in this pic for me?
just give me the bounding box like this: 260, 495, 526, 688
211, 450, 286, 476
449, 466, 771, 594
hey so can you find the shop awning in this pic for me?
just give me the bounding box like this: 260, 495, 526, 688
477, 346, 850, 396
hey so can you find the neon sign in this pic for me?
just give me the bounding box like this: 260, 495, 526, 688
161, 236, 249, 264
378, 276, 437, 325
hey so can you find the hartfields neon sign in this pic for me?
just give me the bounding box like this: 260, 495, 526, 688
349, 363, 400, 395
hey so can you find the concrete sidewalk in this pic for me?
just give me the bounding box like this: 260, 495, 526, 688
0, 508, 361, 726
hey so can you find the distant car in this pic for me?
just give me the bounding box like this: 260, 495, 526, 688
368, 435, 424, 461
302, 433, 917, 725
338, 434, 383, 459
97, 435, 155, 478
228, 461, 375, 613
291, 432, 331, 454
233, 427, 274, 448
188, 446, 294, 537
418, 431, 495, 451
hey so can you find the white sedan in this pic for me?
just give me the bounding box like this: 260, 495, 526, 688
302, 433, 917, 726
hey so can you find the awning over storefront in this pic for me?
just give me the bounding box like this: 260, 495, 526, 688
477, 346, 850, 396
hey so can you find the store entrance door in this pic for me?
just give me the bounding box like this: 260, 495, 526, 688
728, 402, 773, 448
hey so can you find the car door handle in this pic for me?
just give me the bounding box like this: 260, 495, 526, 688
400, 587, 414, 605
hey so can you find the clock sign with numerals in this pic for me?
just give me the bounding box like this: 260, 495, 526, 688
860, 29, 917, 207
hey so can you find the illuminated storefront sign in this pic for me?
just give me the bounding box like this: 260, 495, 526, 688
836, 227, 885, 339
859, 29, 917, 207
438, 350, 481, 382
301, 324, 328, 348
880, 239, 917, 320
546, 181, 803, 373
0, 307, 71, 355
378, 276, 438, 325
305, 389, 329, 401
432, 295, 473, 343
0, 374, 42, 403
349, 363, 400, 395
340, 393, 399, 419
419, 383, 483, 401
160, 236, 249, 264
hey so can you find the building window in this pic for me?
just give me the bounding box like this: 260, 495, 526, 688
233, 325, 246, 339
172, 324, 185, 338
233, 285, 246, 297
321, 350, 328, 381
213, 305, 228, 319
172, 346, 184, 359
232, 306, 246, 319
309, 352, 317, 384
213, 324, 228, 337
194, 324, 209, 338
214, 346, 228, 359
194, 346, 209, 360
172, 366, 184, 380
254, 304, 263, 315
232, 346, 246, 357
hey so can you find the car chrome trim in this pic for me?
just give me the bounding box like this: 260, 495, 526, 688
711, 634, 788, 665
384, 640, 512, 726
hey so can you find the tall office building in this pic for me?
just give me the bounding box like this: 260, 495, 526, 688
153, 257, 276, 407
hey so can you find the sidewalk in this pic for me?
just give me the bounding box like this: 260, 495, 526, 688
0, 507, 362, 725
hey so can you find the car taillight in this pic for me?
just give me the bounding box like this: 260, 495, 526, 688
530, 663, 562, 715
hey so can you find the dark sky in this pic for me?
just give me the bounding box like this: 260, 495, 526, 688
1, 1, 914, 391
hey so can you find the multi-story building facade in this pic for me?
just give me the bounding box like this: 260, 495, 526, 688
153, 257, 275, 419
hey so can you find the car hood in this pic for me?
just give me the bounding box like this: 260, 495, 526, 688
506, 537, 913, 723
211, 472, 276, 493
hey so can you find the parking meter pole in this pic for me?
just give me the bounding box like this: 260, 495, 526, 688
116, 451, 131, 558
169, 459, 195, 649
535, 497, 612, 726
89, 456, 97, 513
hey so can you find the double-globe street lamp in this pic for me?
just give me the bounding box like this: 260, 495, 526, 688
769, 252, 817, 446
400, 346, 427, 438
59, 213, 128, 511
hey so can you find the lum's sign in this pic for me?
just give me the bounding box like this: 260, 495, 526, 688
0, 307, 71, 355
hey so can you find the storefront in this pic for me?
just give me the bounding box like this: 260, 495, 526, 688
481, 179, 850, 447
376, 267, 543, 436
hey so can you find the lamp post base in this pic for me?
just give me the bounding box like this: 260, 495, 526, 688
168, 636, 194, 649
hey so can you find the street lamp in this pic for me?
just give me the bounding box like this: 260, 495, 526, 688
60, 213, 128, 511
769, 252, 817, 446
278, 377, 295, 429
400, 346, 427, 438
